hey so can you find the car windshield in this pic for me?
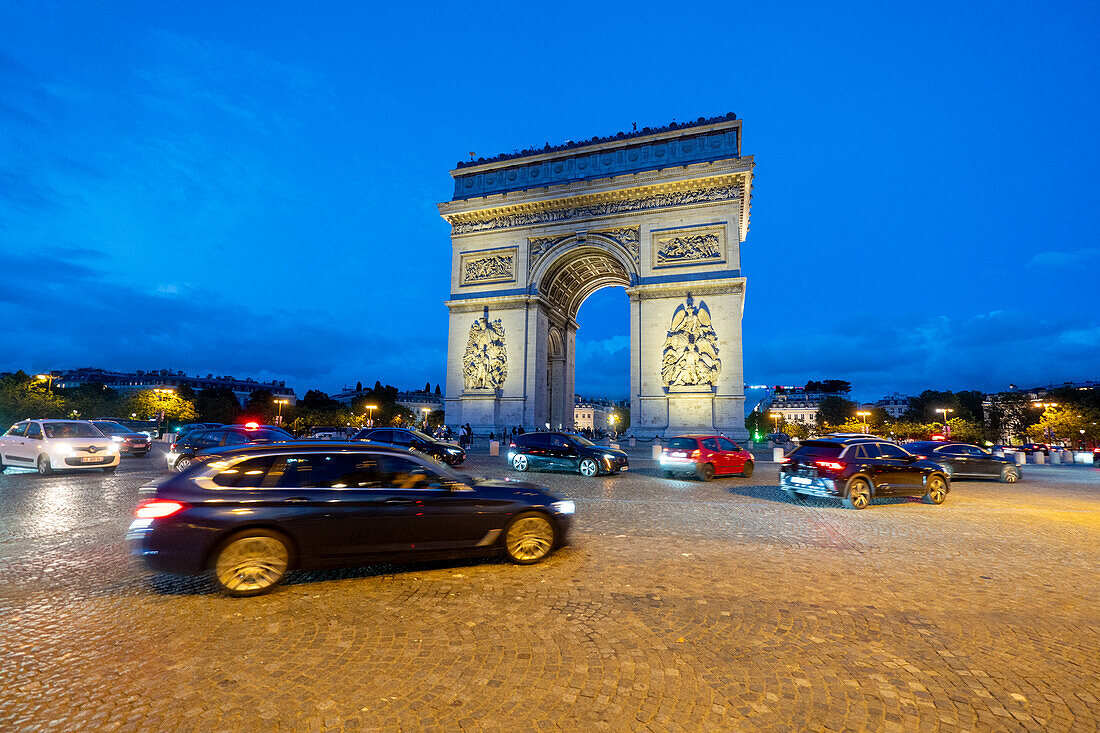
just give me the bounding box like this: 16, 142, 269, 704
405, 428, 436, 442
93, 421, 134, 435
43, 422, 102, 438
245, 429, 294, 441
790, 441, 843, 459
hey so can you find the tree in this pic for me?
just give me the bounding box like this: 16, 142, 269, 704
804, 379, 851, 394
1026, 406, 1090, 445
196, 388, 241, 424
745, 411, 768, 440
0, 371, 66, 426
424, 381, 431, 394
57, 382, 123, 419
245, 389, 276, 422
435, 384, 441, 395
356, 381, 363, 392
126, 389, 197, 423
816, 395, 857, 427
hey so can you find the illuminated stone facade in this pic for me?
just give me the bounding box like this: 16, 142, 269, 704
440, 114, 753, 437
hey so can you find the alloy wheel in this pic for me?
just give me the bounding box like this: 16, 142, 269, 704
214, 534, 290, 595
37, 455, 52, 475
175, 457, 192, 473
579, 458, 598, 477
924, 476, 947, 505
504, 515, 555, 563
846, 479, 870, 510
512, 454, 528, 472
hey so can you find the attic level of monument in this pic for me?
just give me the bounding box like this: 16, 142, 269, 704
449, 114, 745, 201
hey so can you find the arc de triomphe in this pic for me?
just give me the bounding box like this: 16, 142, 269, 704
439, 113, 753, 438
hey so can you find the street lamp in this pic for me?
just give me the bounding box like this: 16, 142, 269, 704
421, 407, 431, 428
935, 408, 954, 437
608, 413, 619, 437
153, 388, 175, 435
274, 398, 289, 426
856, 411, 871, 433
36, 373, 55, 393
365, 404, 378, 427
769, 412, 782, 434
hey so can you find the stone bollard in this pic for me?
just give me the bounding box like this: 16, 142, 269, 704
1062, 450, 1074, 464
629, 437, 636, 448
652, 444, 663, 460
489, 440, 499, 457
772, 447, 785, 462
1014, 451, 1026, 466
1034, 452, 1045, 465
610, 443, 620, 450
1050, 451, 1061, 465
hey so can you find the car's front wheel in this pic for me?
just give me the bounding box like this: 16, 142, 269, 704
511, 454, 529, 472
212, 529, 293, 597
741, 461, 754, 478
843, 477, 871, 510
999, 465, 1019, 483
502, 511, 557, 564
578, 458, 599, 477
923, 475, 948, 505
37, 455, 53, 476
174, 457, 192, 473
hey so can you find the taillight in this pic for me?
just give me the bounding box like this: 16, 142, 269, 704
170, 442, 178, 451
509, 442, 516, 448
814, 460, 845, 471
690, 449, 700, 458
661, 448, 668, 456
916, 455, 928, 460
780, 457, 792, 465
134, 500, 188, 519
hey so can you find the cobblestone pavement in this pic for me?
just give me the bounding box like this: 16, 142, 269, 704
1, 446, 1097, 731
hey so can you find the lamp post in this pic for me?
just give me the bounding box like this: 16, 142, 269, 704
608, 413, 618, 438
935, 408, 954, 437
274, 398, 289, 426
421, 407, 431, 429
153, 388, 175, 436
856, 411, 871, 433
769, 412, 782, 435
36, 373, 55, 393
365, 404, 377, 427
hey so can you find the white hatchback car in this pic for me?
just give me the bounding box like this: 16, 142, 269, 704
0, 419, 120, 474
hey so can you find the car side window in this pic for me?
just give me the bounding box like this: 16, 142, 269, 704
376, 455, 445, 489
368, 429, 394, 443
938, 445, 966, 456
717, 437, 740, 452
965, 446, 988, 457
550, 435, 571, 449
213, 456, 278, 488
196, 432, 222, 449
390, 431, 414, 447
527, 433, 550, 448
702, 438, 720, 451
262, 453, 373, 488
5, 423, 27, 437
878, 443, 910, 459
859, 443, 882, 459
223, 432, 250, 446
26, 423, 43, 440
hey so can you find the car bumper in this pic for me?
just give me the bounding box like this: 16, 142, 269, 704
780, 473, 839, 498
128, 519, 211, 575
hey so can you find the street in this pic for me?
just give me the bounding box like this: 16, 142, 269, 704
1, 446, 1098, 731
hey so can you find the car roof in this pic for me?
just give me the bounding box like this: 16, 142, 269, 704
809, 435, 887, 444
197, 441, 416, 458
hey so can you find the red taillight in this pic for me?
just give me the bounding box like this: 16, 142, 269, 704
690, 449, 701, 458
661, 448, 668, 456
170, 442, 177, 451
780, 457, 792, 465
134, 500, 188, 519
814, 460, 845, 471
509, 442, 516, 448
916, 455, 928, 460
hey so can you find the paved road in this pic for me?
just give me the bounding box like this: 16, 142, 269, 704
1, 446, 1098, 731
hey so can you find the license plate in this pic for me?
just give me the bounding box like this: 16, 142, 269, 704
80, 456, 100, 463
790, 476, 811, 485
671, 452, 686, 457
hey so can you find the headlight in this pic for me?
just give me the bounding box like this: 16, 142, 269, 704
54, 442, 72, 455
107, 443, 119, 453
111, 436, 124, 442
446, 446, 462, 454
603, 453, 617, 459
551, 500, 575, 515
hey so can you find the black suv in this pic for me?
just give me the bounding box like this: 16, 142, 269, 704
507, 432, 628, 477
904, 441, 1021, 482
780, 435, 949, 510
167, 425, 294, 472
351, 427, 466, 466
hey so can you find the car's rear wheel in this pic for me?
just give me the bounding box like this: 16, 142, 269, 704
37, 455, 53, 476
999, 465, 1019, 483
782, 487, 800, 501
213, 529, 292, 597
923, 475, 948, 505
174, 457, 192, 473
511, 454, 529, 472
741, 461, 754, 478
843, 477, 871, 510
696, 463, 715, 482
502, 512, 556, 564
578, 458, 599, 477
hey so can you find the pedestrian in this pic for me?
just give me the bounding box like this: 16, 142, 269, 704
458, 424, 468, 449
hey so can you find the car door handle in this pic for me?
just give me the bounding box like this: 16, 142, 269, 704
284, 497, 310, 503
385, 498, 415, 504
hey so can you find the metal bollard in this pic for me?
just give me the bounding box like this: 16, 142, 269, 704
489, 440, 499, 457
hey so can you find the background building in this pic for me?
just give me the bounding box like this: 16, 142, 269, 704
54, 367, 296, 404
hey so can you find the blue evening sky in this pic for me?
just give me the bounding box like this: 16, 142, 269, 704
1, 1, 1097, 402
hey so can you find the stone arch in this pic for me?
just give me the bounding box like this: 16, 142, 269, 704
528, 235, 638, 320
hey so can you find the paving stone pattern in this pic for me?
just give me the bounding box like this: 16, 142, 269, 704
0, 448, 1097, 731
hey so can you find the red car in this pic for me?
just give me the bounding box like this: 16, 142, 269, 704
659, 435, 754, 481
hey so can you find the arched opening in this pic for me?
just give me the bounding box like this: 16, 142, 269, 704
574, 285, 629, 433
535, 244, 634, 430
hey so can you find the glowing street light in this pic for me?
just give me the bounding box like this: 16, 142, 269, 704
856, 411, 871, 433
935, 408, 954, 437
421, 407, 431, 427
274, 398, 289, 426
35, 373, 55, 393
365, 404, 378, 427
769, 412, 782, 434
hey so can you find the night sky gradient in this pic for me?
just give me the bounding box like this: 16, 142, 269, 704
1, 1, 1097, 402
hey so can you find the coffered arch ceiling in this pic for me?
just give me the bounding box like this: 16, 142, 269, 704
538, 246, 631, 320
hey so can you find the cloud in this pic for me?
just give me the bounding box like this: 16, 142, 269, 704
1027, 248, 1100, 268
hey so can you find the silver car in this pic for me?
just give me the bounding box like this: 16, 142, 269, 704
0, 419, 120, 474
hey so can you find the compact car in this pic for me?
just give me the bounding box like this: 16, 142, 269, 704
506, 432, 628, 477
1018, 443, 1051, 456
659, 435, 754, 480
780, 436, 949, 510
904, 441, 1021, 482
166, 424, 294, 472
0, 419, 120, 474
91, 420, 153, 457
351, 427, 466, 465
128, 442, 575, 596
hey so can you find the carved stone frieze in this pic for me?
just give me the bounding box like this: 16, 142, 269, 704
460, 247, 517, 286
453, 184, 741, 235
463, 317, 508, 390
528, 226, 641, 273
528, 234, 573, 273
654, 226, 725, 268
661, 295, 721, 389
601, 227, 640, 264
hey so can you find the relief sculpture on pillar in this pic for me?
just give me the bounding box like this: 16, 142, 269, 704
661, 295, 721, 389
463, 317, 508, 390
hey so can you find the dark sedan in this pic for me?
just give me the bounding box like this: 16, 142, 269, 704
91, 420, 152, 456
506, 432, 628, 477
128, 442, 574, 596
905, 441, 1021, 482
165, 424, 294, 472
351, 427, 465, 466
